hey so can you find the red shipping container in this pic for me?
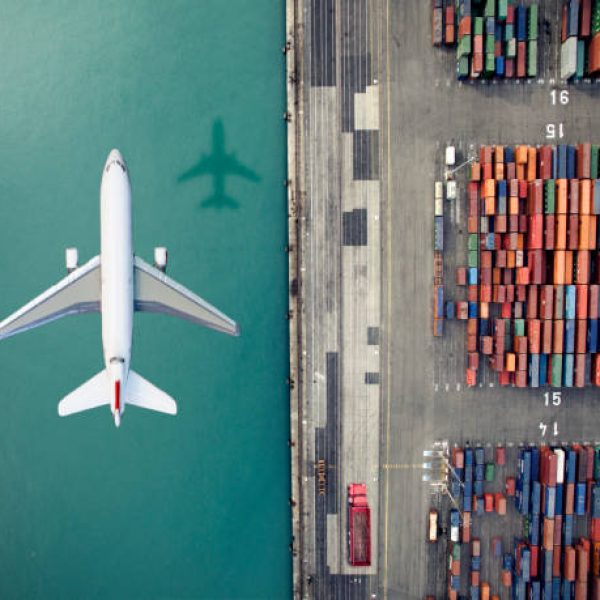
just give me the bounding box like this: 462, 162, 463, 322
495, 446, 506, 465
543, 518, 555, 550
519, 215, 528, 233
591, 286, 600, 319
581, 0, 592, 39
565, 546, 577, 582
517, 284, 527, 302
576, 320, 588, 353
561, 4, 568, 42
581, 179, 592, 215
566, 482, 575, 514
527, 148, 537, 182
517, 353, 527, 372
577, 285, 589, 319
481, 251, 492, 268
470, 570, 479, 586
553, 543, 562, 577
574, 581, 587, 600
484, 494, 494, 512
575, 353, 587, 388
587, 446, 595, 480
528, 214, 544, 249
468, 352, 480, 370
515, 371, 527, 387
468, 216, 478, 233
528, 320, 541, 354
592, 518, 600, 543
578, 547, 589, 582
451, 558, 461, 576
496, 215, 507, 232
495, 493, 506, 515
528, 180, 543, 214
458, 16, 471, 38
578, 143, 592, 178
467, 334, 477, 352
506, 476, 516, 496
542, 320, 553, 354
517, 267, 530, 285
483, 162, 493, 180
507, 3, 515, 23
570, 214, 580, 250
530, 544, 539, 578
471, 161, 481, 181
545, 214, 555, 250
548, 454, 558, 486
474, 35, 483, 55
540, 286, 554, 319
456, 267, 467, 285
480, 145, 492, 165
554, 515, 563, 549
519, 179, 528, 198
571, 179, 581, 214
506, 285, 515, 302
577, 251, 591, 284
529, 250, 545, 285
553, 320, 565, 354
468, 285, 478, 302
556, 215, 568, 250
445, 6, 455, 45
590, 32, 600, 75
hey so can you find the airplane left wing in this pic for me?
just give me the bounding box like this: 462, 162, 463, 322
133, 256, 239, 336
0, 255, 101, 340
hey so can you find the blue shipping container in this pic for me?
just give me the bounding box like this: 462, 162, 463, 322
563, 514, 574, 545
543, 549, 553, 582
514, 579, 526, 600
505, 147, 514, 163
434, 216, 444, 250
465, 464, 473, 482
575, 482, 586, 516
540, 354, 548, 386
445, 301, 456, 320
530, 447, 540, 483
529, 353, 540, 388
495, 55, 505, 76
588, 320, 599, 353
521, 547, 531, 582
470, 585, 480, 600
530, 513, 540, 545
555, 483, 564, 515
471, 555, 481, 571
502, 553, 513, 570
567, 145, 576, 179
568, 0, 580, 37
552, 578, 560, 600
566, 450, 577, 483
465, 448, 473, 466
475, 463, 484, 480
480, 318, 490, 336
435, 286, 444, 318
594, 180, 600, 214
561, 580, 571, 600
516, 5, 526, 40
557, 145, 568, 179
530, 580, 541, 600
475, 447, 485, 465
474, 480, 483, 496
468, 302, 478, 318
531, 481, 541, 515
486, 16, 495, 35
563, 353, 574, 387
545, 486, 556, 518
565, 286, 576, 319
468, 267, 478, 285
592, 484, 600, 518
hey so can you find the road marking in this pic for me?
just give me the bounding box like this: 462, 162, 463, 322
383, 0, 392, 596
456, 383, 461, 391
445, 383, 450, 392
383, 463, 423, 470
434, 383, 439, 392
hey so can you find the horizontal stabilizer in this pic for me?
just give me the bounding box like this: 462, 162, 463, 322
126, 370, 177, 415
58, 369, 109, 416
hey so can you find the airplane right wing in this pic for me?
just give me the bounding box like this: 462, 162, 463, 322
133, 256, 240, 336
0, 255, 101, 341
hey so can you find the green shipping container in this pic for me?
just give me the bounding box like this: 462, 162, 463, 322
591, 145, 599, 179
457, 34, 472, 58
498, 0, 508, 21
594, 446, 600, 480
457, 55, 470, 79
485, 53, 495, 74
484, 0, 495, 18
506, 37, 517, 58
528, 5, 539, 40
527, 40, 538, 77
485, 463, 495, 482
576, 39, 585, 78
544, 179, 556, 213
468, 250, 478, 267
514, 319, 525, 337
452, 543, 461, 560
505, 24, 514, 42
551, 354, 563, 387
468, 234, 478, 251
474, 17, 484, 36
593, 0, 600, 35
485, 34, 495, 55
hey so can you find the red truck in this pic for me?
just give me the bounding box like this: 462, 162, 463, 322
347, 483, 371, 566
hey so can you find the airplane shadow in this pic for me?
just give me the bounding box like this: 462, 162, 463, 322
177, 118, 260, 210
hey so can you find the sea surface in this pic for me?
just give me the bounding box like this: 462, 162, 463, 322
0, 2, 290, 598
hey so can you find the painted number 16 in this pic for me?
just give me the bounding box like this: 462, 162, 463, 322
550, 89, 570, 105
544, 391, 562, 406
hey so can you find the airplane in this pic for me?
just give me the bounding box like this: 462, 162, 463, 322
177, 119, 259, 208
0, 149, 239, 427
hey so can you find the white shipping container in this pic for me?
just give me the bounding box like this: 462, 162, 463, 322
446, 145, 456, 166
435, 196, 443, 217
446, 180, 457, 200
435, 181, 444, 200
561, 36, 577, 80
554, 448, 565, 484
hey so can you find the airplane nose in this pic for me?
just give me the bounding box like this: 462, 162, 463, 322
108, 148, 123, 163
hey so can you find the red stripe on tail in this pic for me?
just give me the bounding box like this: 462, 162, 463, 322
115, 380, 120, 411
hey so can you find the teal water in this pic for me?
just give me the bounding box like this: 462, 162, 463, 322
0, 2, 290, 598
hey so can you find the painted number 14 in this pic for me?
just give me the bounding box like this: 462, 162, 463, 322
540, 422, 559, 437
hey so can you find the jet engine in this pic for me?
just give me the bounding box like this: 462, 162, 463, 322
65, 247, 79, 273
154, 247, 168, 272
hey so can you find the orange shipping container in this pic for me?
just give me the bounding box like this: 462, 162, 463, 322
565, 546, 577, 581
553, 321, 565, 354
527, 147, 537, 182
555, 251, 566, 284
577, 285, 589, 319
505, 353, 516, 372
509, 196, 520, 215
556, 215, 567, 249
516, 145, 528, 165
581, 179, 592, 215
495, 163, 505, 181
565, 251, 574, 285
577, 251, 591, 284
471, 162, 481, 181
557, 179, 568, 214
589, 31, 600, 74
480, 582, 490, 600
580, 215, 591, 250
543, 517, 555, 550
484, 179, 496, 198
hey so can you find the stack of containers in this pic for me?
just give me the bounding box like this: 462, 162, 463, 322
458, 142, 600, 388
560, 0, 600, 79
431, 0, 539, 80
434, 180, 445, 337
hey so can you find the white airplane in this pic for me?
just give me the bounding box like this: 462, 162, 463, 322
0, 149, 239, 427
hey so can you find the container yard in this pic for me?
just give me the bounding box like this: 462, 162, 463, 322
560, 0, 600, 80
435, 142, 600, 389
426, 443, 600, 599
432, 0, 541, 80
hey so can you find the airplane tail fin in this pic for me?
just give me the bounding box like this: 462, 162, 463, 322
126, 370, 177, 415
58, 369, 110, 416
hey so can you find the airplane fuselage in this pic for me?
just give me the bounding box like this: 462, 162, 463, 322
100, 150, 133, 426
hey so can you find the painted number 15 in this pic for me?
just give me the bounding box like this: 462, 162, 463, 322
544, 391, 562, 406
546, 123, 565, 139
